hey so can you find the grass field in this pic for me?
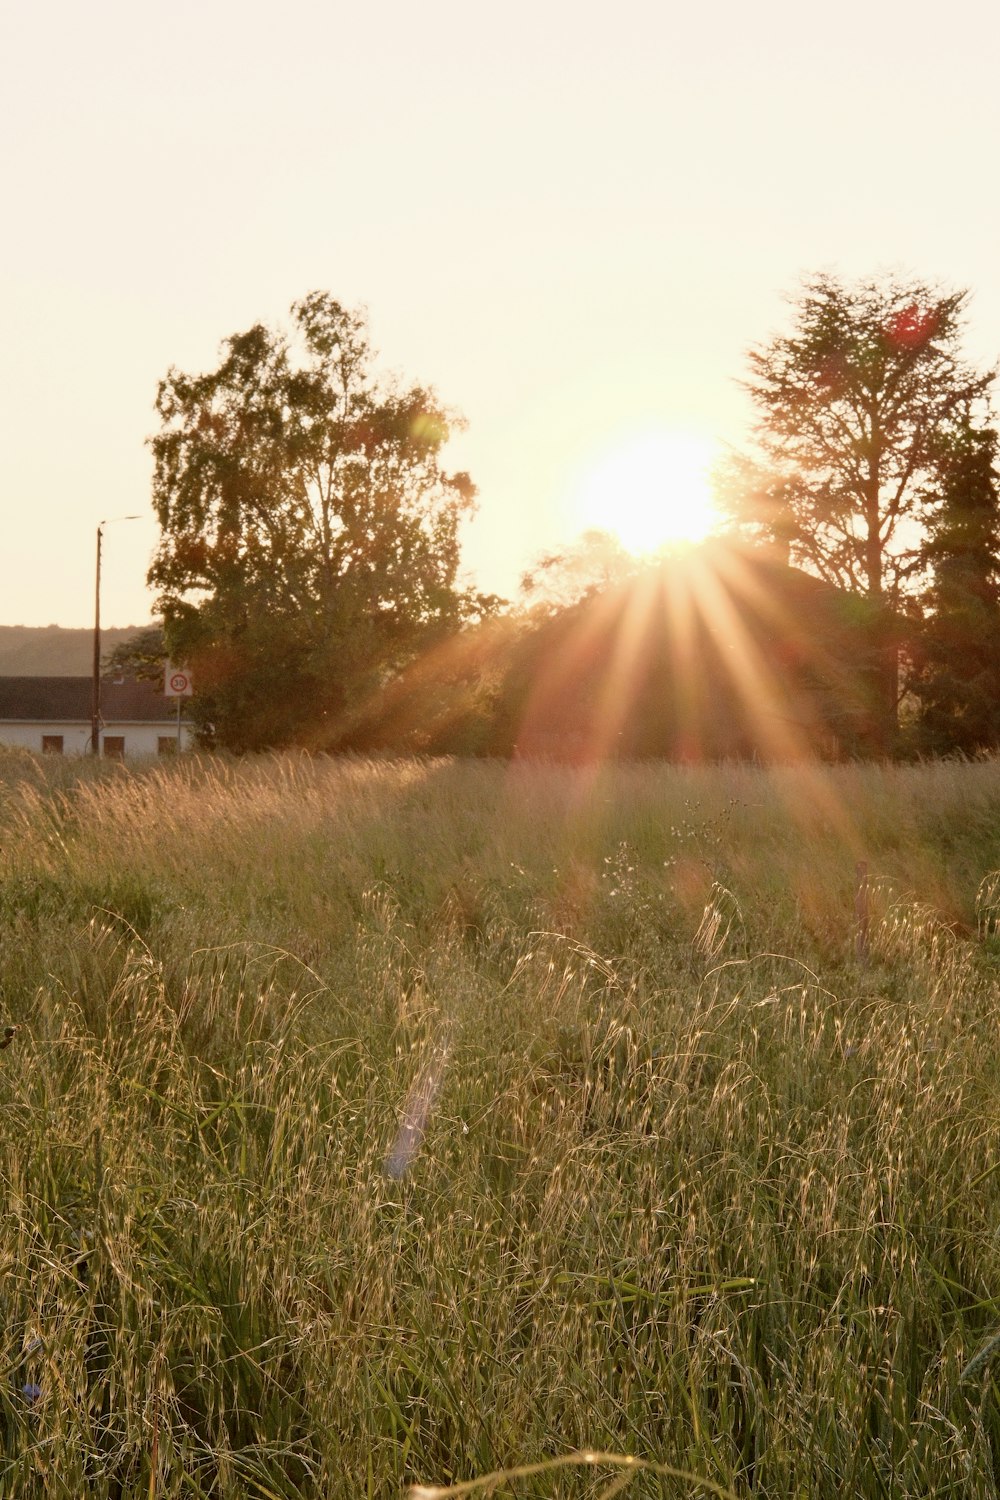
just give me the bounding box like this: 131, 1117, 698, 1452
1, 747, 1000, 1498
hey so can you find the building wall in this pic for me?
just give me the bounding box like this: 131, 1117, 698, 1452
0, 721, 195, 756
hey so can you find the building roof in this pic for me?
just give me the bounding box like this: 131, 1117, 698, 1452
0, 676, 186, 724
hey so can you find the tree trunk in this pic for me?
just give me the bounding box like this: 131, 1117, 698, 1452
859, 606, 898, 757
861, 473, 897, 756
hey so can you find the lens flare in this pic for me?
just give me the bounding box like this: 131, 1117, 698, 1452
384, 1042, 450, 1179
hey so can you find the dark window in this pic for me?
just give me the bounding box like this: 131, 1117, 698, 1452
103, 736, 125, 760
41, 735, 63, 754
157, 736, 178, 756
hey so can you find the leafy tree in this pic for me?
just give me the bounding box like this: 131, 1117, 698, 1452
102, 625, 167, 685
718, 273, 995, 751
913, 416, 1000, 752
519, 528, 638, 611
484, 543, 881, 762
148, 294, 480, 750
335, 613, 521, 757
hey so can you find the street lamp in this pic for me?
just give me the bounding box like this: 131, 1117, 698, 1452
91, 516, 141, 755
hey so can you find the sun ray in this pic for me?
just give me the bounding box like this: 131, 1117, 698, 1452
584, 567, 665, 766
680, 548, 864, 847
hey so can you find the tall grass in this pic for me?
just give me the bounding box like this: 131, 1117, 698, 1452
1, 747, 999, 1496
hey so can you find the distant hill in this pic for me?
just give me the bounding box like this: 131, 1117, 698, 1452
0, 625, 150, 676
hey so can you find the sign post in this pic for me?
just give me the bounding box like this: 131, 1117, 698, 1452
163, 664, 193, 751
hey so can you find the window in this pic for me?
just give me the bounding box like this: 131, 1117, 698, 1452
103, 736, 125, 760
41, 735, 63, 754
157, 736, 178, 756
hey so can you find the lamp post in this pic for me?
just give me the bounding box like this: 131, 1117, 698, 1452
91, 516, 141, 755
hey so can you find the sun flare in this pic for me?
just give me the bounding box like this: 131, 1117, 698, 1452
568, 430, 719, 556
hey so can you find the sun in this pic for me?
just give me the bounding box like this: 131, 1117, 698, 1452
568, 429, 719, 556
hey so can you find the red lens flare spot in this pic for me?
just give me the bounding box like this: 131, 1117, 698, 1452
887, 304, 939, 349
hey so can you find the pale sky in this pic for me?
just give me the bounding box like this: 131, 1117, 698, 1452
3, 0, 998, 626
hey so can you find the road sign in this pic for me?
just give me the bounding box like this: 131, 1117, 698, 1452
164, 663, 193, 697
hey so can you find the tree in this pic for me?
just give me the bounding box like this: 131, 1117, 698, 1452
148, 294, 480, 750
914, 416, 1000, 752
519, 529, 638, 611
718, 273, 995, 751
103, 625, 167, 685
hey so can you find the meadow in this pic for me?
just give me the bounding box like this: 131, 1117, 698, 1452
1, 747, 999, 1498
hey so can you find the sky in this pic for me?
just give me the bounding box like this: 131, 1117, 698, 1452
2, 0, 999, 627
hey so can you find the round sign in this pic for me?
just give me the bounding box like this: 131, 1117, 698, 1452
169, 671, 191, 694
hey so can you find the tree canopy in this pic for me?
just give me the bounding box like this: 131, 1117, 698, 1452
519, 528, 638, 611
718, 273, 996, 750
103, 625, 167, 685
914, 416, 1000, 752
148, 294, 481, 750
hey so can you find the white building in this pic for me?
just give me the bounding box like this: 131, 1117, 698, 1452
0, 676, 194, 757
